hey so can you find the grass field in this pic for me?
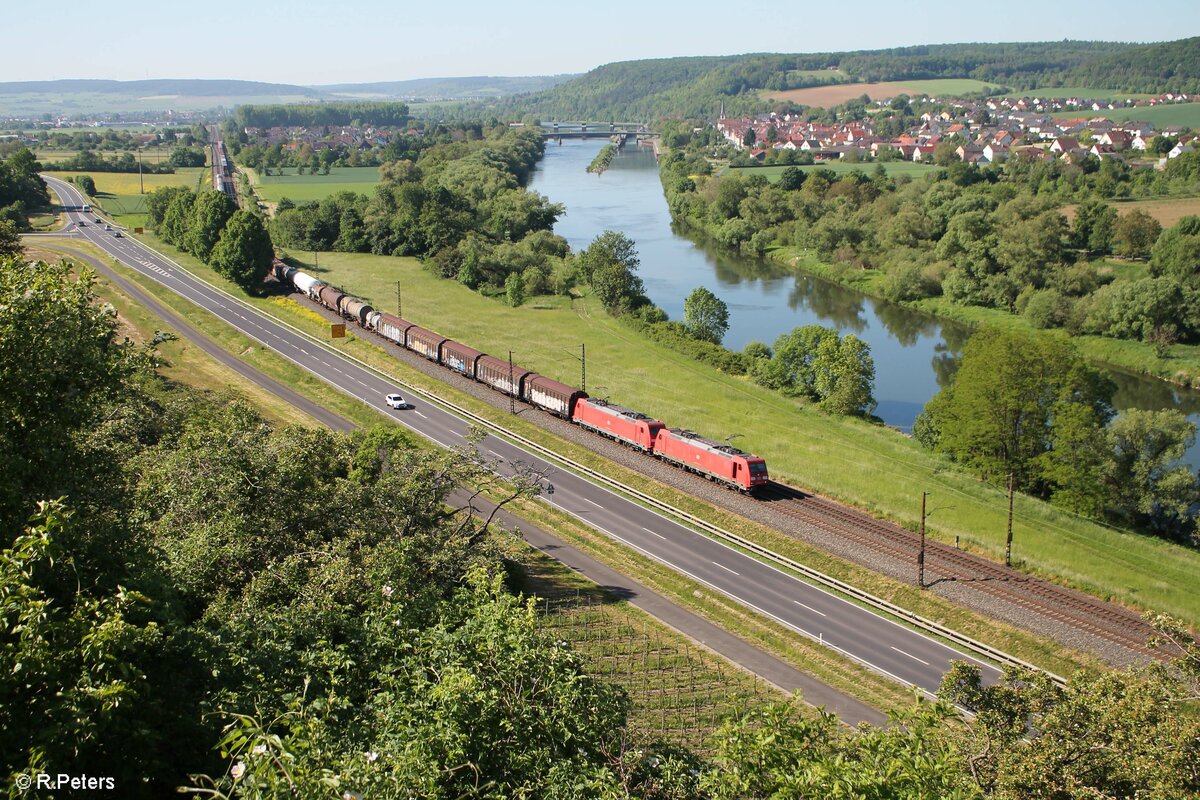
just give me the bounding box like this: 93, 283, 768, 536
724, 162, 939, 180
34, 146, 190, 166
251, 166, 381, 204
51, 168, 208, 228
265, 247, 1200, 628
1053, 102, 1200, 128
764, 79, 1001, 107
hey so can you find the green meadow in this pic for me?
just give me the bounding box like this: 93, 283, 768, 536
251, 166, 382, 203
1054, 102, 1200, 127
51, 168, 208, 228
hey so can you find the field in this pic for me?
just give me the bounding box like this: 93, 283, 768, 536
33, 146, 193, 166
0, 91, 319, 116
251, 166, 382, 204
764, 79, 1001, 107
1062, 196, 1200, 229
1053, 102, 1200, 128
274, 248, 1200, 627
724, 162, 939, 180
50, 168, 208, 228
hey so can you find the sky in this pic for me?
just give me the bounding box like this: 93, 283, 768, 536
5, 0, 1199, 85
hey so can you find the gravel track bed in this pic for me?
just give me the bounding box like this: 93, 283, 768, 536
295, 293, 1144, 668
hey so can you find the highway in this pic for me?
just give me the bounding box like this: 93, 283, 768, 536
44, 174, 1003, 697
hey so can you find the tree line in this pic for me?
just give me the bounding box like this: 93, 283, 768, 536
0, 148, 49, 234
145, 186, 274, 291
235, 101, 411, 130
3, 250, 1200, 798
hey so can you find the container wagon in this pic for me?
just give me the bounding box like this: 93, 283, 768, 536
652, 429, 769, 492
571, 399, 664, 451
523, 375, 587, 419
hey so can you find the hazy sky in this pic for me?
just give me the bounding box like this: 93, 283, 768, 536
6, 0, 1198, 85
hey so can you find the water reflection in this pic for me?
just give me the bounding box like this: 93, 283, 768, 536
528, 138, 1200, 462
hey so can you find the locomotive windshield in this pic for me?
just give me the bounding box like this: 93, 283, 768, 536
749, 462, 768, 474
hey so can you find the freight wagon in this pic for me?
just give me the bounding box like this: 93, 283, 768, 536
475, 355, 531, 397
375, 313, 412, 346
571, 399, 664, 451
524, 375, 588, 419
441, 340, 483, 378
406, 326, 447, 361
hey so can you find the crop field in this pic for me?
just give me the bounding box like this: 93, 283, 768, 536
1053, 102, 1200, 128
278, 248, 1200, 627
724, 162, 939, 180
252, 166, 381, 203
764, 78, 1000, 107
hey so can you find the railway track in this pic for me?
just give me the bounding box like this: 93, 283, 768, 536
757, 482, 1172, 662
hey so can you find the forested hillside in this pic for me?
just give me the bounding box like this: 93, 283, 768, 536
475, 39, 1199, 122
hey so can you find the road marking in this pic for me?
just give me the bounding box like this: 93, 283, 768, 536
793, 600, 827, 617
488, 449, 505, 461
413, 410, 427, 419
712, 561, 740, 576
448, 429, 465, 438
641, 526, 668, 540
890, 646, 931, 666
584, 497, 604, 509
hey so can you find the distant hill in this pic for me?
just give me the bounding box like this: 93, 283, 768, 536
480, 40, 1179, 121
318, 75, 576, 100
0, 78, 325, 98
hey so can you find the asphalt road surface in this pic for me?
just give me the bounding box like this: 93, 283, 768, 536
44, 175, 1003, 699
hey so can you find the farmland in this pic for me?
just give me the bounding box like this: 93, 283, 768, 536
724, 162, 939, 181
1062, 195, 1200, 229
763, 78, 1001, 107
1053, 102, 1200, 128
998, 87, 1160, 101
250, 166, 382, 204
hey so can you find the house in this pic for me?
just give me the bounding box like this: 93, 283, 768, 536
1098, 130, 1132, 149
1168, 141, 1195, 159
1050, 137, 1080, 153
982, 143, 1009, 163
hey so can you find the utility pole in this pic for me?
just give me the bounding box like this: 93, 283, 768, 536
395, 280, 402, 318
918, 491, 927, 589
138, 148, 144, 195
508, 350, 516, 415
580, 342, 586, 393
1005, 473, 1015, 567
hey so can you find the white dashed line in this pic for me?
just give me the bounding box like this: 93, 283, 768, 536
793, 600, 828, 617
712, 561, 740, 576
890, 646, 930, 666
641, 526, 668, 540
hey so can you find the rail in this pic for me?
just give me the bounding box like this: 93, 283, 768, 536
79, 210, 1068, 688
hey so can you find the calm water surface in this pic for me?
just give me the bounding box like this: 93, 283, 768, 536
528, 139, 1200, 464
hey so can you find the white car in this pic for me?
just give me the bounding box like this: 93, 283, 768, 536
385, 393, 409, 409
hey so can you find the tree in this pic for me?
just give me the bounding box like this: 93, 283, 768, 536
1071, 198, 1117, 255
184, 190, 237, 262
683, 286, 729, 344
158, 189, 196, 246
918, 327, 1113, 489
210, 211, 274, 292
1112, 208, 1162, 260
504, 271, 525, 307
814, 333, 877, 416
778, 165, 806, 191
1150, 215, 1200, 287
1106, 408, 1199, 536
0, 219, 20, 259
578, 230, 644, 314
754, 324, 837, 397
742, 127, 756, 147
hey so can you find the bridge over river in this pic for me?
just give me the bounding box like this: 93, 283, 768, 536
540, 122, 658, 142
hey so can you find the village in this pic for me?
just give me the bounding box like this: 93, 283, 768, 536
716, 93, 1196, 165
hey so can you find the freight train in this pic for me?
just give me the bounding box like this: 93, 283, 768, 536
272, 261, 770, 492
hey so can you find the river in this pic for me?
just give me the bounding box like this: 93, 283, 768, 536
528, 138, 1200, 465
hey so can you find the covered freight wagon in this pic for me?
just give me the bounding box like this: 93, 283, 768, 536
652, 429, 769, 492
523, 375, 587, 418
375, 313, 412, 346
572, 399, 664, 451
440, 340, 483, 378
475, 355, 531, 397
406, 326, 447, 361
